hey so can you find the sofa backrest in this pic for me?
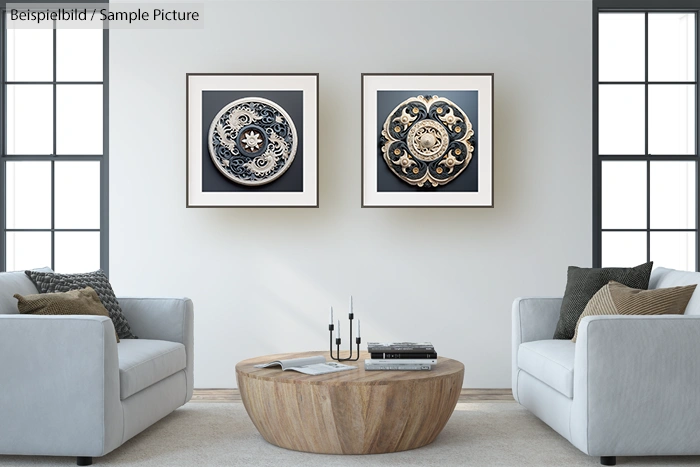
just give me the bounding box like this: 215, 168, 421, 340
650, 267, 700, 315
0, 268, 52, 314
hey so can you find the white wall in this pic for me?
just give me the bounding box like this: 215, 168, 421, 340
110, 0, 592, 388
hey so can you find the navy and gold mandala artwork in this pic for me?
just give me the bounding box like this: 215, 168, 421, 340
380, 95, 474, 188
208, 97, 298, 186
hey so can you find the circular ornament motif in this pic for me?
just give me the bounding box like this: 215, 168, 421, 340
380, 95, 474, 188
406, 119, 450, 162
208, 97, 298, 186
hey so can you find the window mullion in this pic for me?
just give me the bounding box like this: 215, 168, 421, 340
593, 6, 601, 267
599, 81, 697, 85
101, 27, 108, 275
1, 12, 6, 270
51, 21, 56, 270
5, 81, 104, 85
696, 12, 700, 270
645, 12, 651, 263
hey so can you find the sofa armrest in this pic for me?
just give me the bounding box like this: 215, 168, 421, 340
571, 315, 700, 457
118, 297, 194, 402
512, 297, 562, 345
0, 315, 122, 457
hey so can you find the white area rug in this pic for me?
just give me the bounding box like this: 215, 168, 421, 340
1, 403, 699, 466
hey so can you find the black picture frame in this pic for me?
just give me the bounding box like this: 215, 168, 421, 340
361, 73, 494, 208
186, 73, 319, 208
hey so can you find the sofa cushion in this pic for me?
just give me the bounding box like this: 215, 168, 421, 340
0, 268, 52, 314
15, 287, 120, 342
518, 340, 575, 398
118, 339, 186, 400
650, 267, 700, 315
553, 262, 653, 340
572, 281, 696, 342
26, 270, 136, 339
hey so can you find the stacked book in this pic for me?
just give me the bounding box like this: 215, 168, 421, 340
365, 342, 437, 371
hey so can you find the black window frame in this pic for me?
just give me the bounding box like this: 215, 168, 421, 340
593, 0, 700, 269
0, 0, 109, 274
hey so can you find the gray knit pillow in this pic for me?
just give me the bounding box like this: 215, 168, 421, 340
553, 262, 653, 340
25, 270, 136, 340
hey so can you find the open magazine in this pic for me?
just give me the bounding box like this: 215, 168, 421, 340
254, 355, 356, 376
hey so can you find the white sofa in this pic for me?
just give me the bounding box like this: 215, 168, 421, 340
0, 270, 194, 465
512, 267, 700, 466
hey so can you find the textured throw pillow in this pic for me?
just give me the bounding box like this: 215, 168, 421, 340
553, 262, 653, 340
15, 287, 119, 342
25, 270, 136, 340
571, 280, 696, 342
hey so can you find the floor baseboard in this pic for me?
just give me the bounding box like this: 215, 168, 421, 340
191, 388, 514, 403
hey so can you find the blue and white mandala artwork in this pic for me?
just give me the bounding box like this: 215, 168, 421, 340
208, 97, 298, 186
380, 95, 474, 188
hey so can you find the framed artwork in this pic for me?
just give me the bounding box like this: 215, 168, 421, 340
187, 73, 318, 207
362, 73, 494, 207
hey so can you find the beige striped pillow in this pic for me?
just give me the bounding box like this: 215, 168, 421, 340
571, 280, 697, 342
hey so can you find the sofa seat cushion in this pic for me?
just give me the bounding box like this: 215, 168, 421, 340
118, 339, 186, 400
518, 340, 575, 398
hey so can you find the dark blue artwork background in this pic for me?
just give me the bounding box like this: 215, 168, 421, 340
376, 90, 478, 192
202, 90, 304, 192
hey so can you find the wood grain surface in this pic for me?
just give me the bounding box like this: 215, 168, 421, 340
235, 351, 464, 454
191, 388, 513, 403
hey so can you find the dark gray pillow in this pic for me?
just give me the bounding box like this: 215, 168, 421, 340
553, 262, 653, 340
25, 270, 136, 340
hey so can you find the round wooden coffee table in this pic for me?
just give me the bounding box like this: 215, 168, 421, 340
236, 351, 464, 454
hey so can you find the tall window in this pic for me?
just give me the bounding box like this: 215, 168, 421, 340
0, 14, 108, 273
594, 1, 699, 270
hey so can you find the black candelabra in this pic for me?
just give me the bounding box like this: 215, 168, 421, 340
328, 303, 361, 362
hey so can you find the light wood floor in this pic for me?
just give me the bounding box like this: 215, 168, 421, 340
192, 388, 514, 403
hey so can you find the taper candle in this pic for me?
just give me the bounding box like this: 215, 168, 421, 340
357, 319, 361, 338
336, 319, 340, 339
329, 306, 333, 325
349, 295, 353, 316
